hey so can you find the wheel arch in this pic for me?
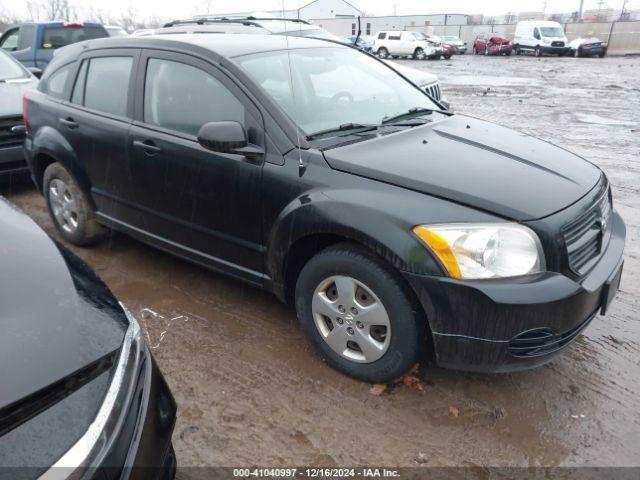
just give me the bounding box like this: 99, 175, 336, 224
31, 126, 96, 208
266, 193, 442, 356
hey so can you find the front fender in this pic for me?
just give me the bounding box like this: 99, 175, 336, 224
266, 187, 446, 292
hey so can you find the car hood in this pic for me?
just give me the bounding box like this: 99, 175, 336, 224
490, 36, 510, 44
0, 198, 127, 414
322, 115, 602, 221
0, 78, 38, 117
384, 60, 438, 87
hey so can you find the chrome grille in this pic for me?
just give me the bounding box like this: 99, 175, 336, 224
424, 82, 441, 101
0, 115, 23, 147
563, 186, 612, 275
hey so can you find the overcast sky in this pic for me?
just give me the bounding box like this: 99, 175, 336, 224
2, 0, 638, 22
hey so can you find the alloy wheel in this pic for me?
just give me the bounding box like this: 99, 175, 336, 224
49, 178, 79, 234
311, 275, 391, 363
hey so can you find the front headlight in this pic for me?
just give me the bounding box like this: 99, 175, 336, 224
542, 38, 551, 44
413, 223, 545, 279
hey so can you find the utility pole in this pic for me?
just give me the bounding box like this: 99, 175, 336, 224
578, 0, 584, 18
620, 0, 629, 20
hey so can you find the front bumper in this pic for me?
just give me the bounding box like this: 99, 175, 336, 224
488, 45, 512, 55
580, 46, 607, 56
454, 46, 467, 54
540, 45, 570, 55
0, 144, 29, 176
404, 211, 625, 373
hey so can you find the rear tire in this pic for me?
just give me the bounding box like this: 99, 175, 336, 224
43, 162, 105, 246
295, 243, 421, 383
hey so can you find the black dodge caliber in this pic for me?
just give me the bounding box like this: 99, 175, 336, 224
23, 34, 625, 382
0, 197, 176, 477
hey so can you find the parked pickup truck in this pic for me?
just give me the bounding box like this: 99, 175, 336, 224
0, 21, 108, 69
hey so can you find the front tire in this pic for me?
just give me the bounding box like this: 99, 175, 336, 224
377, 47, 389, 59
413, 47, 425, 60
43, 162, 105, 246
535, 46, 541, 57
295, 243, 421, 383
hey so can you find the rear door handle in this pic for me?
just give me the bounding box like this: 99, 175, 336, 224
133, 140, 162, 155
59, 117, 79, 129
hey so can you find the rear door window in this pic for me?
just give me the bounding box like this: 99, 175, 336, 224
81, 57, 133, 117
388, 34, 401, 40
41, 26, 107, 49
143, 58, 245, 137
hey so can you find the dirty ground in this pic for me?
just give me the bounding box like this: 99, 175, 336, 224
4, 54, 639, 471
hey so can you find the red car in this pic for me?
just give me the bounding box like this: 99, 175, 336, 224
442, 43, 455, 59
473, 33, 512, 56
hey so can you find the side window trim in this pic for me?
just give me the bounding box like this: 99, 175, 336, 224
133, 49, 263, 142
64, 48, 141, 121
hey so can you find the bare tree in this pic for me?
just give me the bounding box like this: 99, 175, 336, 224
23, 1, 41, 21
41, 0, 70, 21
119, 3, 138, 32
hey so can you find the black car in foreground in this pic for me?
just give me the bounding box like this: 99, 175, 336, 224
0, 50, 38, 179
0, 197, 176, 478
23, 34, 625, 382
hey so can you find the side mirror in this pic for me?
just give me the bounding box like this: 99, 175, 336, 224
197, 121, 264, 161
27, 67, 43, 79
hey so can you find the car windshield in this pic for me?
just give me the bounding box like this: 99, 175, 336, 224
0, 51, 28, 81
235, 47, 440, 136
540, 26, 564, 37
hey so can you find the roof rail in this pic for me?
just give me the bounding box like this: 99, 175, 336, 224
162, 18, 262, 28
200, 15, 311, 25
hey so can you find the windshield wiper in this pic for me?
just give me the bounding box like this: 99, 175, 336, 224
382, 107, 435, 125
306, 123, 378, 140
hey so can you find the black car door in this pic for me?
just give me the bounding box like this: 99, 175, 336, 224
57, 49, 139, 216
127, 49, 265, 284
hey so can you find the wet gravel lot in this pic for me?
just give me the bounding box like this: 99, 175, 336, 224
4, 54, 640, 471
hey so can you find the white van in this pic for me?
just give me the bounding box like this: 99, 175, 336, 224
513, 21, 569, 56
373, 31, 436, 60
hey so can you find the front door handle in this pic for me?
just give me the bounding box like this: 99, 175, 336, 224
59, 117, 79, 129
133, 140, 162, 155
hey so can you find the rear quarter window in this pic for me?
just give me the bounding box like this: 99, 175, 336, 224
41, 64, 73, 99
41, 27, 107, 49
377, 32, 386, 40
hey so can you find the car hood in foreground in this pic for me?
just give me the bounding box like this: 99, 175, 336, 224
322, 115, 602, 221
0, 78, 38, 117
0, 198, 127, 415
